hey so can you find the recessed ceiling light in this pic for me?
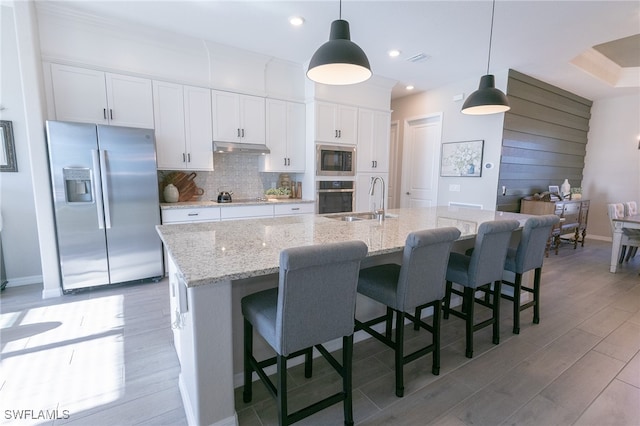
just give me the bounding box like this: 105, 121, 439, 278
406, 85, 414, 91
289, 16, 305, 26
388, 49, 401, 58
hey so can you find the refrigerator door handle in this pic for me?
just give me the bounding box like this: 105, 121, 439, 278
91, 150, 106, 230
98, 149, 112, 229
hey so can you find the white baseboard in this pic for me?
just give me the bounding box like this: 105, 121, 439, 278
4, 275, 43, 288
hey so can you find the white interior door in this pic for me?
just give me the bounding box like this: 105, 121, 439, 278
400, 114, 442, 207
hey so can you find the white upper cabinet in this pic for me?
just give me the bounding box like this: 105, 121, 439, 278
50, 63, 154, 129
260, 99, 305, 172
315, 101, 357, 145
211, 90, 266, 145
357, 109, 391, 173
184, 86, 214, 170
154, 81, 213, 170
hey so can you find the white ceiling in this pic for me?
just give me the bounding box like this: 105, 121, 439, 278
41, 0, 640, 101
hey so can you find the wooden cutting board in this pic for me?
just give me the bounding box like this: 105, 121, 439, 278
162, 172, 204, 202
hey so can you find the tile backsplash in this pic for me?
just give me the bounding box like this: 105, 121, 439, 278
158, 154, 299, 201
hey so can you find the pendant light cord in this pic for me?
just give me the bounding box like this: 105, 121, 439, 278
339, 0, 342, 19
486, 0, 496, 74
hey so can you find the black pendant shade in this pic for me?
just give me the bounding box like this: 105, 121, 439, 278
307, 19, 372, 85
461, 0, 510, 115
461, 74, 510, 115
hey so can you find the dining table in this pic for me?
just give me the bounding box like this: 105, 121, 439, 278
609, 214, 640, 273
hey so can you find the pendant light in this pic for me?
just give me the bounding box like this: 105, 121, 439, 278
307, 0, 372, 85
461, 0, 510, 115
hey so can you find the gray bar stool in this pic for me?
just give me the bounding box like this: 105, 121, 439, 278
501, 215, 559, 334
441, 219, 519, 358
241, 240, 368, 426
355, 227, 461, 397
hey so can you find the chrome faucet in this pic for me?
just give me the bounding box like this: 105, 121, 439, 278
369, 176, 386, 221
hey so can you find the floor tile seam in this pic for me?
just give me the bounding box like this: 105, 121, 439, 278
568, 376, 632, 425
352, 387, 382, 423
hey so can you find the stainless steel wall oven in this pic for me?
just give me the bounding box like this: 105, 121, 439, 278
316, 180, 355, 214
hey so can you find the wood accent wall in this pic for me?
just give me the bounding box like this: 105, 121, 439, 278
497, 69, 593, 212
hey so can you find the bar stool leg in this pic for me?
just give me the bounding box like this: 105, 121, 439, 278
533, 268, 542, 324
343, 335, 354, 426
243, 318, 253, 403
464, 286, 475, 358
492, 280, 501, 345
443, 280, 453, 320
513, 274, 522, 334
432, 302, 441, 375
276, 355, 288, 426
395, 310, 405, 397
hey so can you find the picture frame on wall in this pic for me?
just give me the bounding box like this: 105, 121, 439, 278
440, 140, 484, 177
0, 121, 17, 173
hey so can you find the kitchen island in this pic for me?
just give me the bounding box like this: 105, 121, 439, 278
156, 206, 532, 426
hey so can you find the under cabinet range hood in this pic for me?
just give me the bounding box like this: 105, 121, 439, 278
213, 141, 270, 155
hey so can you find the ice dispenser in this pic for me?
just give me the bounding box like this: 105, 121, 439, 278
63, 168, 93, 203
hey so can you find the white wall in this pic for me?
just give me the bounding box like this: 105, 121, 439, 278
391, 71, 507, 209
0, 5, 43, 286
582, 94, 640, 239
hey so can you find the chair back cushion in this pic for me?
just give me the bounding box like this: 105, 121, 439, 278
276, 241, 368, 355
607, 203, 626, 232
510, 215, 560, 273
397, 227, 461, 311
466, 220, 520, 287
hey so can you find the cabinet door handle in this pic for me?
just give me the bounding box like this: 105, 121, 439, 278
241, 129, 245, 138
287, 158, 291, 166
103, 108, 107, 119
284, 158, 287, 166
183, 153, 186, 162
338, 129, 342, 138
188, 153, 191, 163
237, 128, 241, 137
335, 130, 338, 138
110, 109, 113, 120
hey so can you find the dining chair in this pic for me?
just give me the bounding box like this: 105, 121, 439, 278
442, 219, 520, 358
355, 227, 461, 397
241, 241, 368, 426
500, 215, 560, 334
607, 203, 640, 263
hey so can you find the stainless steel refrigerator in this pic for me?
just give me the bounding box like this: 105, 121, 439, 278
46, 121, 163, 291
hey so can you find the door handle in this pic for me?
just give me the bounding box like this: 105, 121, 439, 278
188, 153, 191, 163
92, 150, 105, 230
103, 109, 107, 120
109, 109, 113, 120
98, 149, 112, 229
241, 129, 245, 138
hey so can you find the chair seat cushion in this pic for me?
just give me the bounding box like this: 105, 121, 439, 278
446, 252, 471, 287
357, 264, 402, 310
241, 288, 278, 352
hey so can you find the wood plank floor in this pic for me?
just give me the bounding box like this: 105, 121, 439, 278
1, 239, 638, 425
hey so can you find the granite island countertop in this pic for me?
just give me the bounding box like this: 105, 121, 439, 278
156, 206, 533, 288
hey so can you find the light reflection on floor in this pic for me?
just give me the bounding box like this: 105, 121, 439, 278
1, 295, 124, 425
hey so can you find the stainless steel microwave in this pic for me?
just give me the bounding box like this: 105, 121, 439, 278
316, 144, 356, 176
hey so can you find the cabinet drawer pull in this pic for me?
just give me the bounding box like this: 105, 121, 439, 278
291, 207, 300, 211
187, 213, 199, 216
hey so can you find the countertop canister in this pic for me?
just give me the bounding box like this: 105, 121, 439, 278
163, 183, 179, 203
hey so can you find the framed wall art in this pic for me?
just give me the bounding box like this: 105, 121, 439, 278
440, 140, 484, 177
0, 120, 17, 172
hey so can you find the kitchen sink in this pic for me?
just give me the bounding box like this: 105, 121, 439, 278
325, 212, 398, 222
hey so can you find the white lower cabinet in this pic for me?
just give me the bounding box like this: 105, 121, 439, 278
274, 203, 315, 216
220, 205, 274, 220
161, 207, 221, 224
